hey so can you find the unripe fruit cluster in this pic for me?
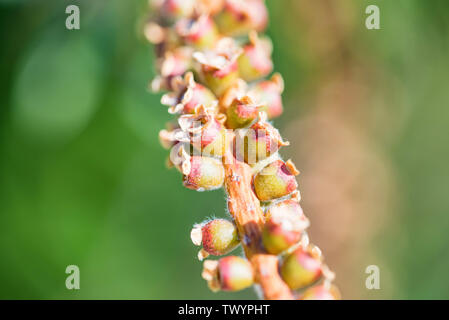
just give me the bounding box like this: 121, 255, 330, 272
147, 0, 339, 299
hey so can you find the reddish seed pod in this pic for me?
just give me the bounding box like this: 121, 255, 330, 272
159, 0, 196, 21
238, 32, 273, 82
235, 114, 289, 164
182, 83, 218, 114
280, 247, 323, 290
195, 0, 225, 16
203, 62, 239, 97
151, 47, 194, 92
199, 119, 228, 156
182, 156, 225, 191
262, 200, 309, 254
177, 106, 228, 156
300, 284, 341, 300
202, 256, 254, 292
191, 219, 240, 259
216, 0, 268, 37
160, 48, 193, 78
176, 15, 219, 49
248, 74, 284, 119
253, 160, 299, 201
226, 96, 261, 129
195, 117, 227, 156
193, 38, 242, 97
161, 72, 217, 115
265, 197, 304, 220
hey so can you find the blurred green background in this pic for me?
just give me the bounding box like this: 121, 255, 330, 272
0, 0, 448, 299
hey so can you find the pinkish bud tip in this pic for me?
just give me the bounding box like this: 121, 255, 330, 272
182, 156, 225, 191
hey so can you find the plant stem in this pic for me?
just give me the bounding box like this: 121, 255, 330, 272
223, 133, 294, 300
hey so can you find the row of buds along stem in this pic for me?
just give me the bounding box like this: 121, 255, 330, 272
146, 0, 339, 299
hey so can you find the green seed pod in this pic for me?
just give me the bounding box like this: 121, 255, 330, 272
262, 200, 309, 254
161, 72, 217, 115
235, 113, 289, 164
193, 38, 242, 97
202, 256, 254, 292
226, 96, 260, 129
253, 160, 299, 201
280, 247, 323, 290
177, 105, 228, 157
191, 219, 240, 259
182, 156, 225, 191
202, 64, 239, 98
238, 32, 273, 82
216, 0, 268, 37
248, 73, 284, 119
199, 119, 228, 157
300, 284, 341, 300
176, 15, 219, 49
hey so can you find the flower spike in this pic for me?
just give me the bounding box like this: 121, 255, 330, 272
146, 0, 339, 300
